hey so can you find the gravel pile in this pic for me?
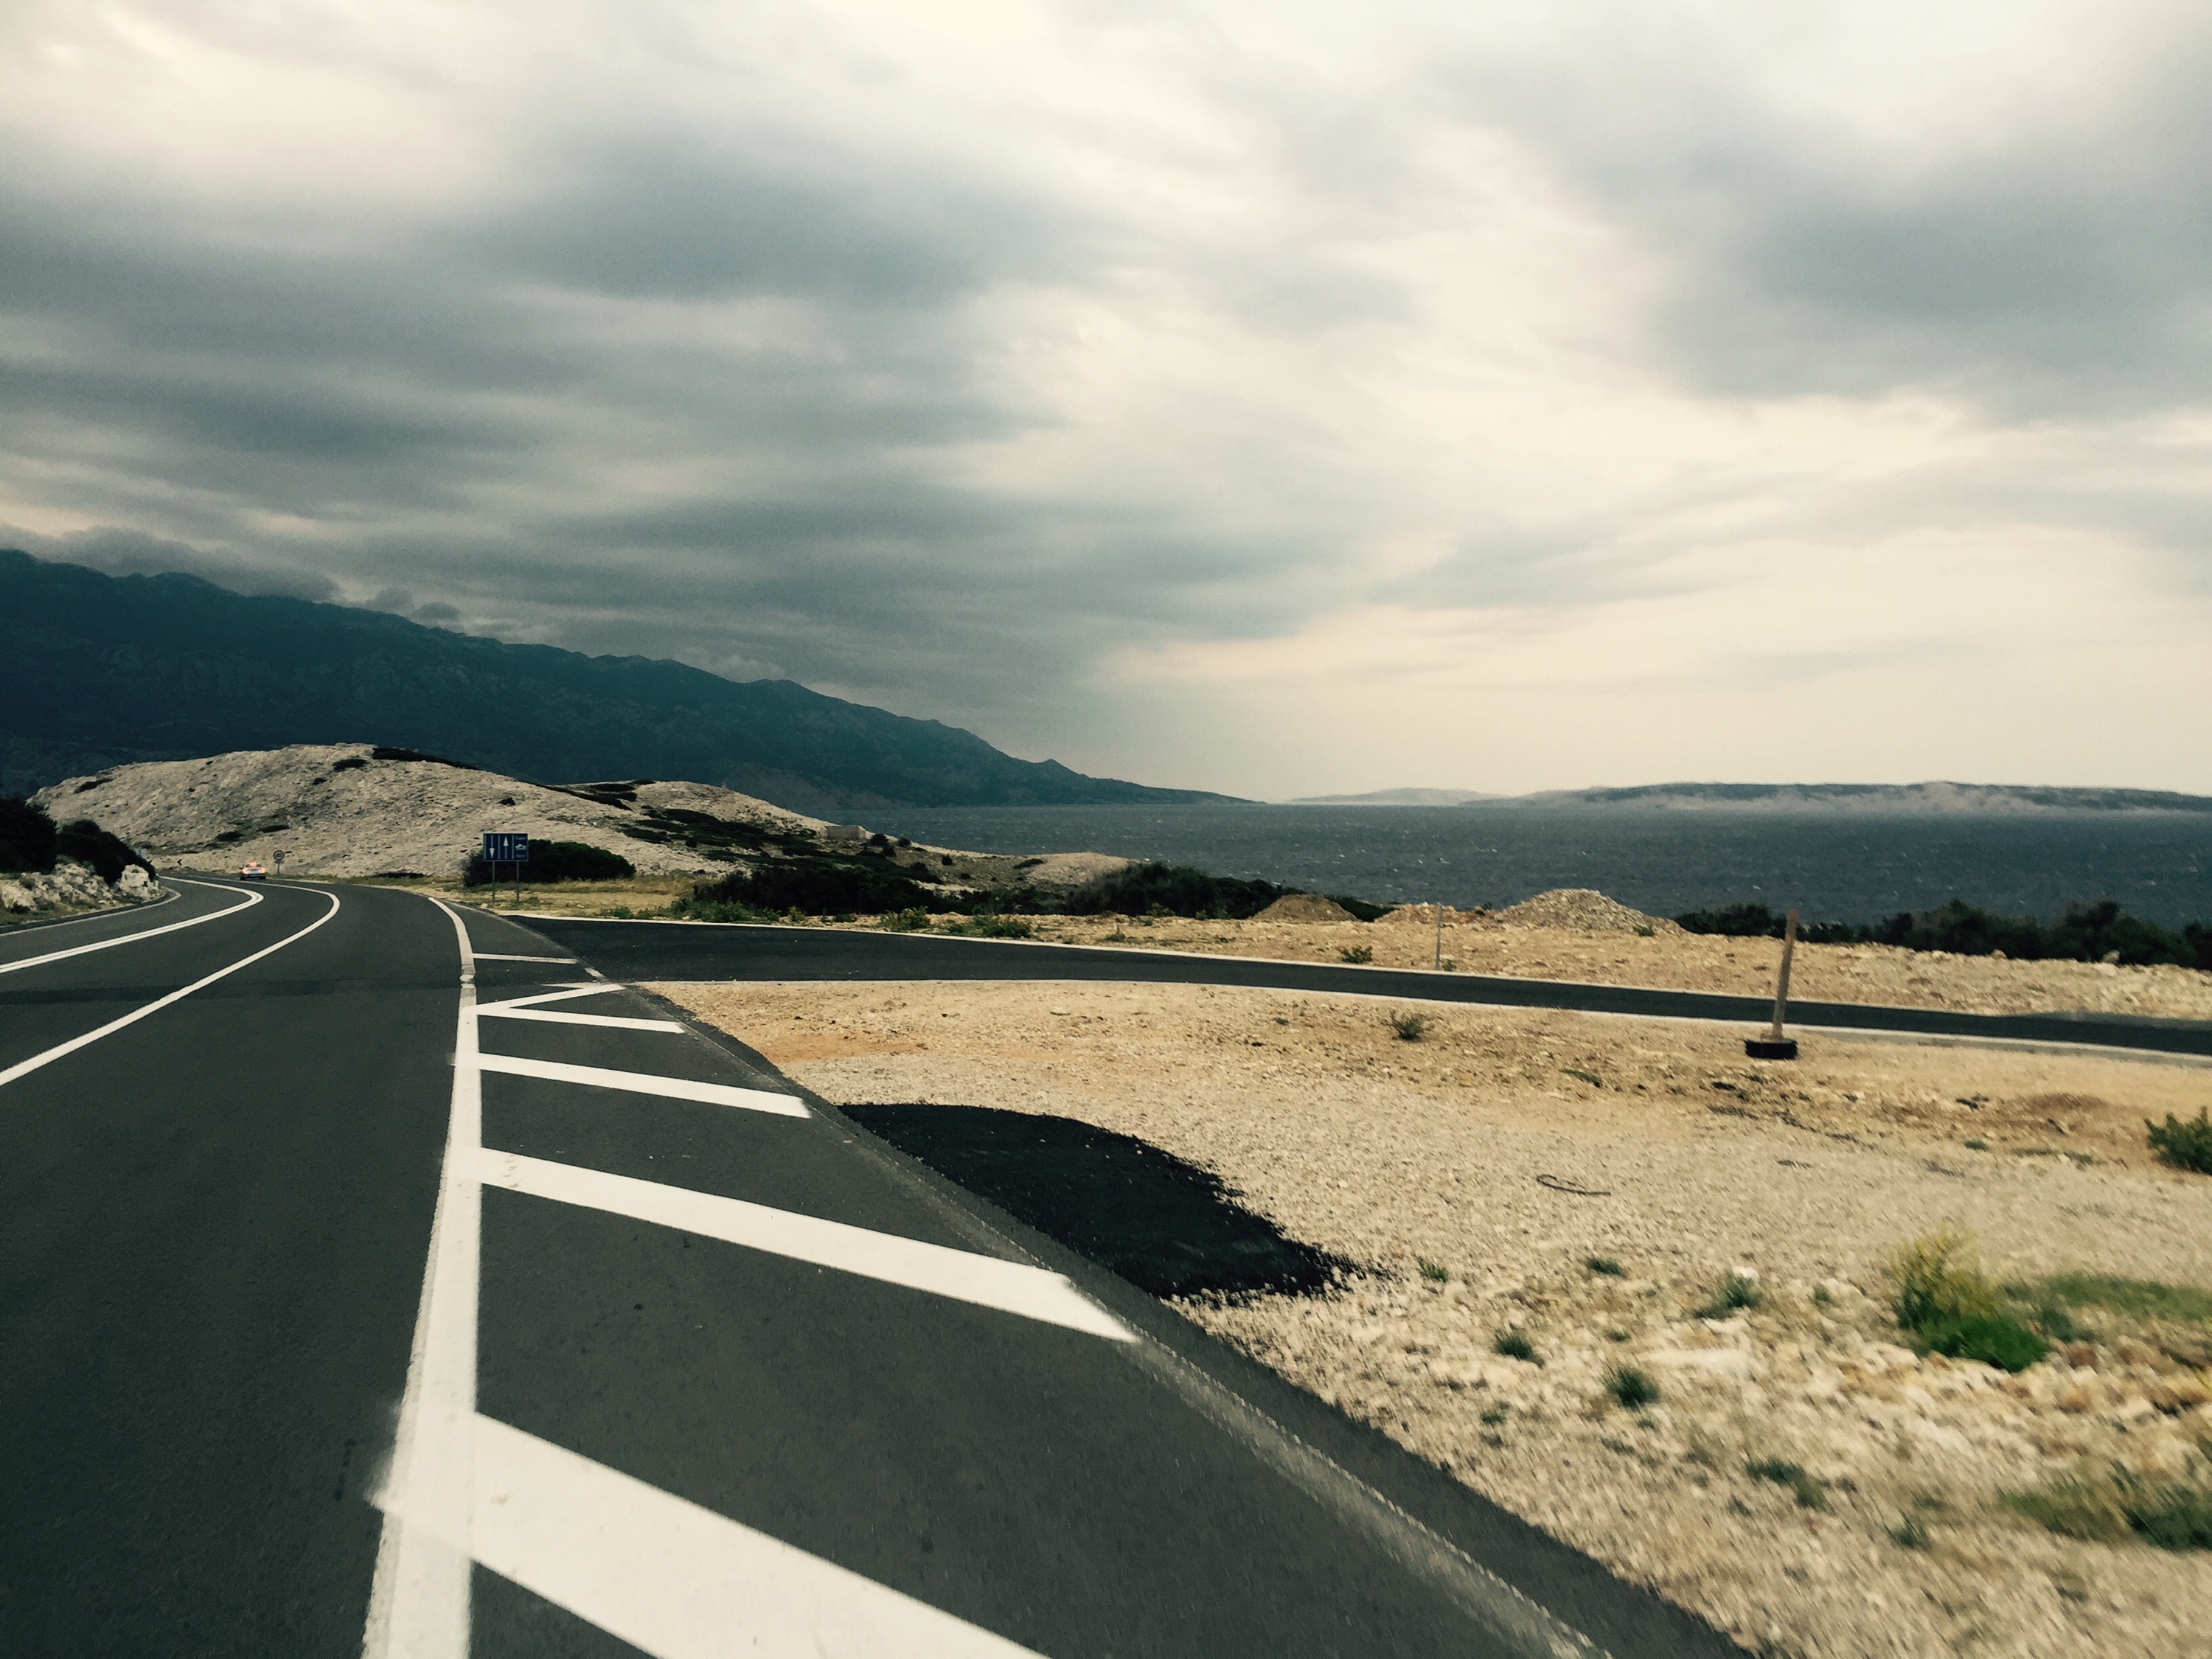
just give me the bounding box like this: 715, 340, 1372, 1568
1497, 888, 1677, 933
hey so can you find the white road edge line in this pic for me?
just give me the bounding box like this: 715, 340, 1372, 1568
0, 877, 260, 977
479, 1148, 1133, 1342
364, 897, 481, 1659
0, 886, 338, 1093
479, 1008, 684, 1032
459, 1414, 1045, 1659
473, 953, 578, 963
477, 1054, 811, 1117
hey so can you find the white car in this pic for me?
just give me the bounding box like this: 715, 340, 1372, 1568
239, 861, 269, 881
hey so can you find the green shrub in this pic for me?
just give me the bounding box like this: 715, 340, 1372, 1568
1562, 1068, 1603, 1088
971, 914, 1034, 939
883, 907, 932, 932
1417, 1256, 1450, 1283
1061, 861, 1290, 921
692, 855, 931, 915
1492, 1329, 1539, 1363
465, 839, 634, 886
0, 797, 58, 874
1747, 1458, 1826, 1509
1585, 1255, 1625, 1276
669, 897, 771, 924
1339, 945, 1374, 964
1388, 1010, 1430, 1040
1604, 1366, 1659, 1409
1917, 1312, 2048, 1372
52, 816, 150, 884
2148, 1110, 2212, 1175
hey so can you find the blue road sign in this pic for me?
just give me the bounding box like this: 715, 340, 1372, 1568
482, 832, 530, 863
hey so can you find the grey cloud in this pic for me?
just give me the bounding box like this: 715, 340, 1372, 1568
1453, 24, 2212, 416
1, 523, 340, 601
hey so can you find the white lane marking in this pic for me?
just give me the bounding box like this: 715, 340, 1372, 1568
479, 984, 622, 1012
461, 1415, 1045, 1659
364, 899, 480, 1659
479, 1149, 1133, 1342
477, 1054, 810, 1117
473, 953, 577, 963
0, 878, 259, 977
479, 1008, 684, 1032
0, 888, 339, 1093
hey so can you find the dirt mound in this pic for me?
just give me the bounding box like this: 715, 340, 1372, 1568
1497, 888, 1676, 933
1253, 894, 1359, 923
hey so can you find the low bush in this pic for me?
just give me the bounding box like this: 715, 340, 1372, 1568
2148, 1110, 2212, 1175
1416, 1256, 1450, 1283
883, 908, 932, 932
670, 897, 773, 924
1388, 1010, 1430, 1041
1677, 895, 2212, 968
55, 818, 150, 884
465, 840, 635, 886
1917, 1312, 2048, 1372
1339, 945, 1374, 964
2008, 1467, 2212, 1551
1061, 861, 1291, 921
691, 855, 932, 915
1585, 1255, 1625, 1276
1885, 1225, 2000, 1330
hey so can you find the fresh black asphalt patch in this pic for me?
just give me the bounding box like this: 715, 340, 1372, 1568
841, 1104, 1360, 1299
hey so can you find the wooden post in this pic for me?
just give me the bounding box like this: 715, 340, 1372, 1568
1770, 908, 1798, 1040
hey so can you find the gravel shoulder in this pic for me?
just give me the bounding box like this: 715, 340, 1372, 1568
658, 975, 2212, 1659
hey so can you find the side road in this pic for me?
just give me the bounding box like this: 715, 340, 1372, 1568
527, 917, 2212, 1061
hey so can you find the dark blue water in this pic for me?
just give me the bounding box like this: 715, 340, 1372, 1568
863, 805, 2212, 928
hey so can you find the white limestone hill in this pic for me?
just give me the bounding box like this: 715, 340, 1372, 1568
31, 744, 1133, 893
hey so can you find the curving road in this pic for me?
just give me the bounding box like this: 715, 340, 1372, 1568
1, 880, 1737, 1658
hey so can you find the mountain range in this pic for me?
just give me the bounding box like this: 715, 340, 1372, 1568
1295, 781, 2212, 813
0, 550, 1229, 812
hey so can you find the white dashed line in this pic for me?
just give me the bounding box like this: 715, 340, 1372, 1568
476, 1054, 811, 1116
477, 1149, 1133, 1341
461, 1416, 1046, 1659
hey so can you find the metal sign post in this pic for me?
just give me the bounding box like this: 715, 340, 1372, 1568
481, 832, 529, 907
1745, 908, 1801, 1060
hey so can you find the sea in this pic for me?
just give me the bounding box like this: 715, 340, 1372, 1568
860, 804, 2212, 930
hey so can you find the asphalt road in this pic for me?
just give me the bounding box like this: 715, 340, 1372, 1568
528, 917, 2212, 1060
1, 881, 1736, 1658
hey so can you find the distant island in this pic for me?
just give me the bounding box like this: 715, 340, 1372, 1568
1290, 781, 2212, 814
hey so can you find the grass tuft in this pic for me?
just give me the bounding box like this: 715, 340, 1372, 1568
1562, 1068, 1604, 1088
1339, 945, 1374, 964
1388, 1009, 1431, 1041
1604, 1366, 1659, 1409
1416, 1256, 1450, 1283
1585, 1254, 1625, 1277
1694, 1273, 1764, 1319
1492, 1328, 1540, 1363
1747, 1458, 1828, 1509
2010, 1272, 2212, 1328
1886, 1225, 1998, 1329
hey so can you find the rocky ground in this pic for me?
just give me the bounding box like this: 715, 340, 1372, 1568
661, 976, 2212, 1659
0, 860, 158, 924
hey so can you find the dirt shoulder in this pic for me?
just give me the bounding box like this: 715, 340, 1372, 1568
660, 977, 2212, 1659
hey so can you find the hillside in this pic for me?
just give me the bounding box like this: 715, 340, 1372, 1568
1496, 781, 2212, 813
0, 550, 1232, 812
31, 744, 1132, 893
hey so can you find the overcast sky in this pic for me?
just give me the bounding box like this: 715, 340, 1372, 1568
5, 1, 2209, 796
